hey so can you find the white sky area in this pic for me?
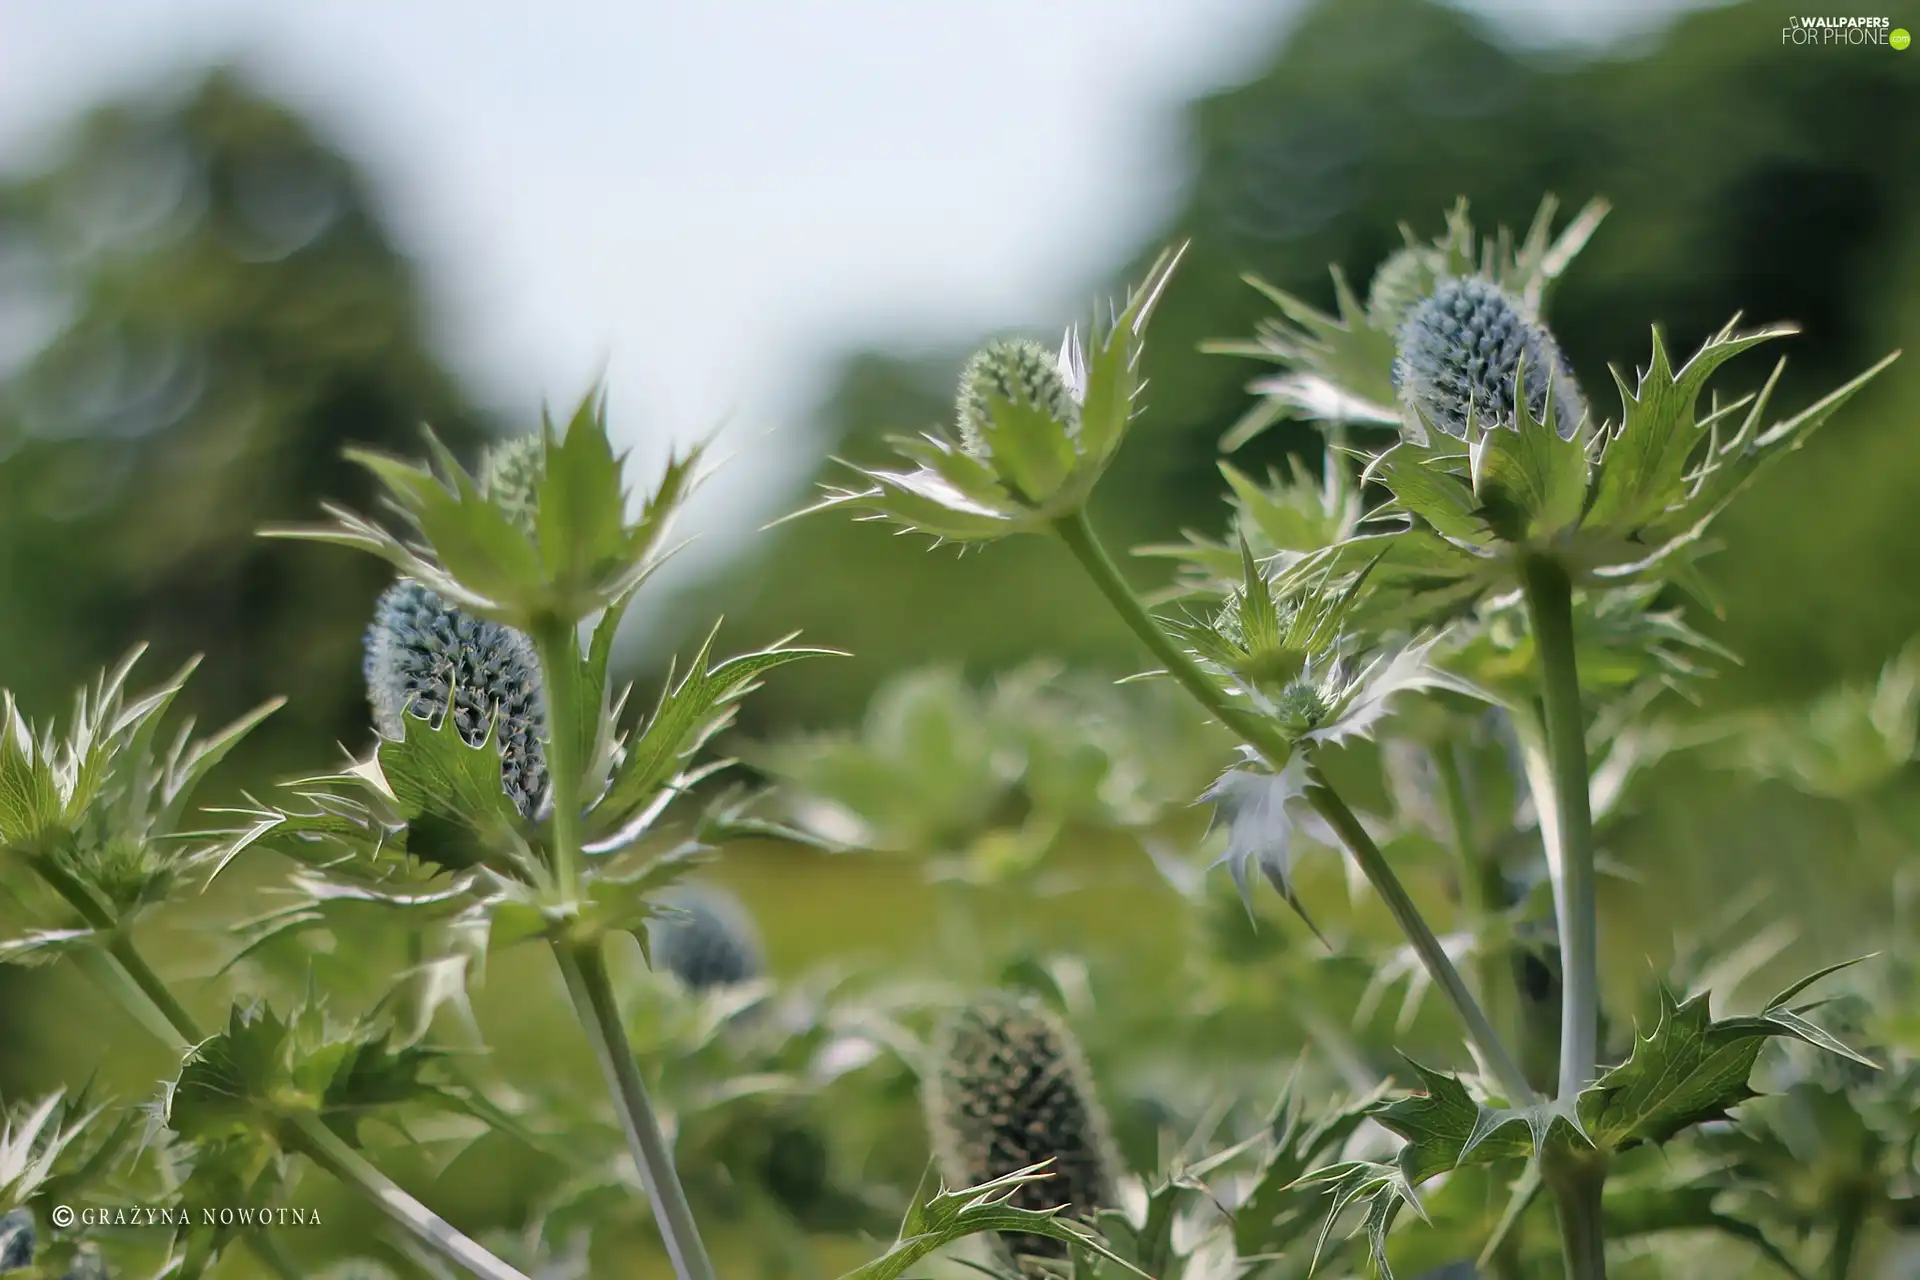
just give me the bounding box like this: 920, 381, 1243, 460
0, 0, 1706, 582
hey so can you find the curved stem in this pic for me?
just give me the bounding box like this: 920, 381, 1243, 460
1052, 508, 1534, 1104
1306, 769, 1534, 1103
553, 939, 717, 1280
285, 1113, 531, 1280
1518, 556, 1598, 1101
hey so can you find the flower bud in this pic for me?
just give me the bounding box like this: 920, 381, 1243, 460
477, 434, 547, 538
1393, 276, 1584, 441
362, 580, 549, 820
925, 993, 1118, 1268
956, 338, 1081, 458
646, 885, 764, 991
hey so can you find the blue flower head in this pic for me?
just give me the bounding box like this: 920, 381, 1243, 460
363, 580, 549, 819
647, 885, 764, 991
1393, 276, 1585, 441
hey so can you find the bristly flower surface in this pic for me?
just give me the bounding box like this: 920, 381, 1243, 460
1392, 275, 1585, 444
364, 579, 550, 821
924, 993, 1120, 1270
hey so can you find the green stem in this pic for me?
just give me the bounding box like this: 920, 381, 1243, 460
1052, 509, 1534, 1104
530, 616, 585, 902
527, 609, 715, 1280
553, 939, 717, 1280
31, 860, 528, 1280
1542, 1149, 1610, 1280
284, 1113, 531, 1280
1518, 555, 1599, 1102
1306, 771, 1533, 1103
1433, 741, 1505, 928
1826, 1188, 1868, 1280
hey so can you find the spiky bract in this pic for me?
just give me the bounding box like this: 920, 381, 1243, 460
363, 579, 549, 819
1393, 276, 1584, 442
925, 993, 1118, 1269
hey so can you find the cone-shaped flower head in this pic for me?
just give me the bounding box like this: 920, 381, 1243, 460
804, 246, 1182, 543
477, 433, 547, 538
363, 580, 549, 820
925, 993, 1119, 1269
1393, 276, 1584, 442
646, 884, 764, 991
956, 338, 1082, 474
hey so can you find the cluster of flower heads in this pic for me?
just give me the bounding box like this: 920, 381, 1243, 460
924, 992, 1119, 1269
1391, 274, 1586, 443
363, 578, 550, 821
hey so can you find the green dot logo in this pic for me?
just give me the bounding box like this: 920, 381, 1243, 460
1894, 28, 1912, 50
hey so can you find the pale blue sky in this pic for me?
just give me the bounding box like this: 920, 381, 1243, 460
0, 0, 1706, 569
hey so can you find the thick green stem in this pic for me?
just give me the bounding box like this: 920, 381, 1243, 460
284, 1114, 530, 1280
1543, 1149, 1610, 1280
1826, 1187, 1869, 1280
529, 617, 586, 901
1519, 556, 1599, 1102
553, 939, 716, 1280
1052, 508, 1534, 1104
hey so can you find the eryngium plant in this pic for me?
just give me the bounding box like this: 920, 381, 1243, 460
925, 994, 1120, 1270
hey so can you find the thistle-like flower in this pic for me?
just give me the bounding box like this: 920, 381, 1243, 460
801, 247, 1183, 544
646, 884, 764, 991
955, 339, 1082, 480
1392, 275, 1586, 443
363, 579, 549, 820
1255, 202, 1900, 617
925, 993, 1119, 1269
1207, 197, 1609, 451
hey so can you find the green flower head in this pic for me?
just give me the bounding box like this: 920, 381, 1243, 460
805, 247, 1184, 544
925, 993, 1119, 1269
956, 338, 1081, 469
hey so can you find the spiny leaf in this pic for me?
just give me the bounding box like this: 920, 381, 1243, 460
1577, 972, 1875, 1151
832, 1162, 1149, 1280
